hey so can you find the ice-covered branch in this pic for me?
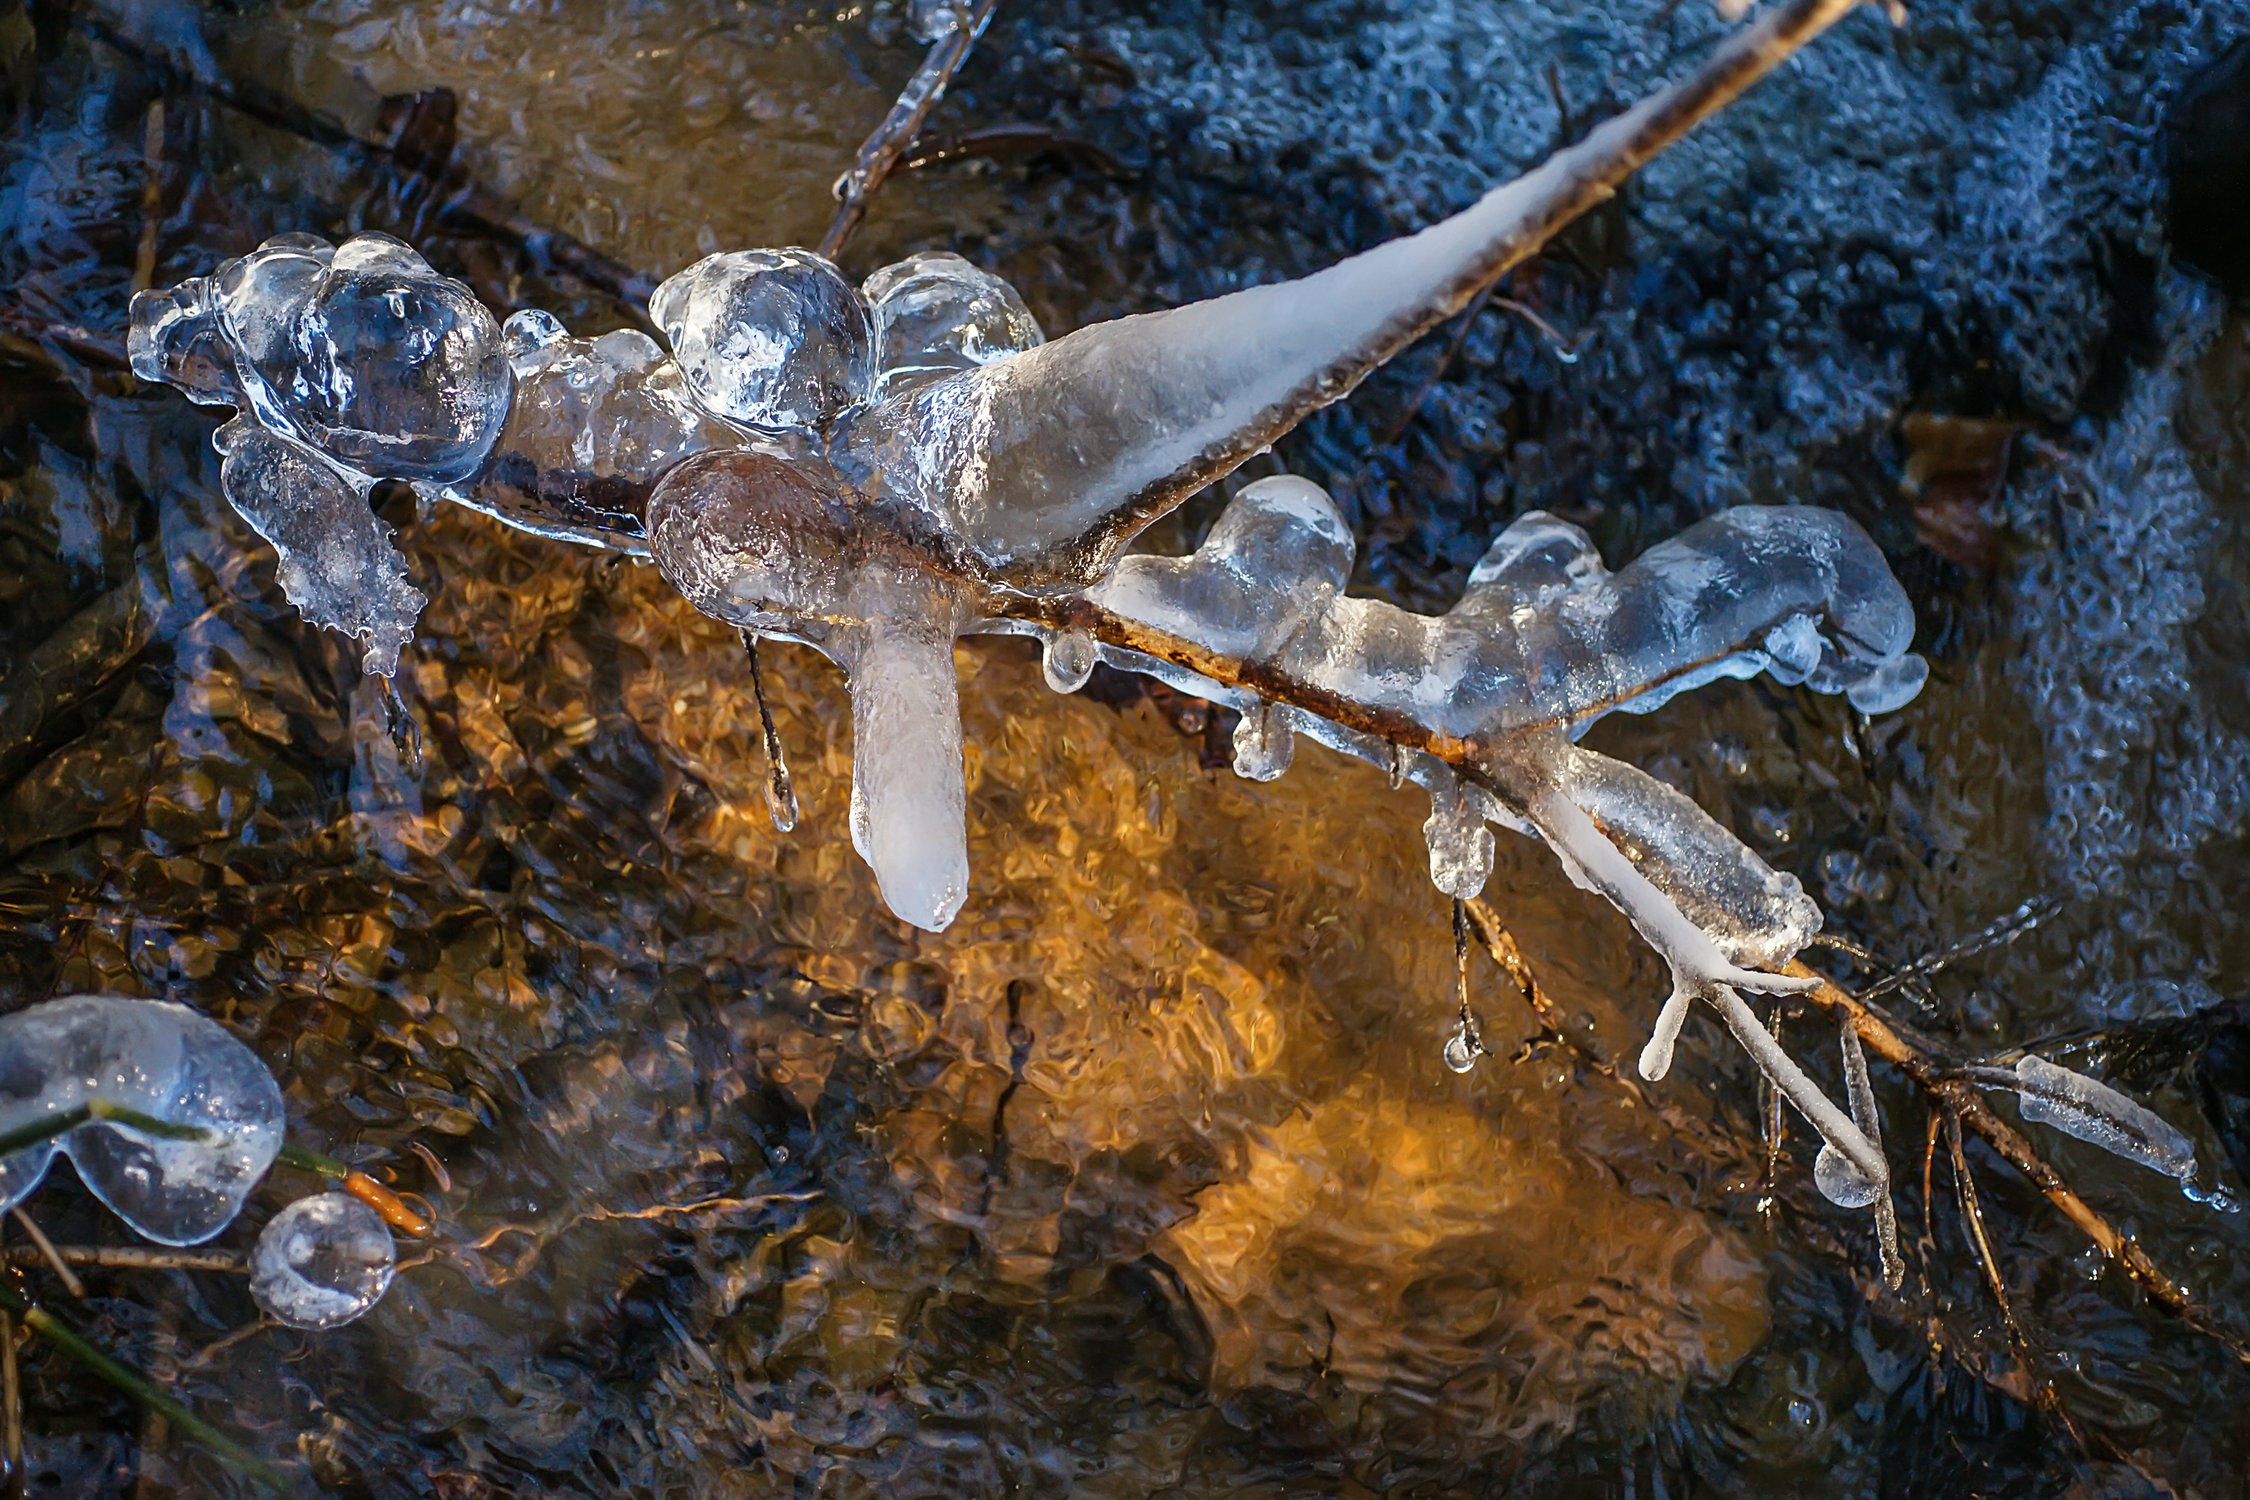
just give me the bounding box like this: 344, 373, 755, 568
125, 0, 1929, 1246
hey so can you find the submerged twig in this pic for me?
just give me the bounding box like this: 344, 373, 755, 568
79, 8, 657, 317
1945, 1109, 2094, 1457
6, 1214, 83, 1301
0, 1284, 286, 1493
819, 0, 1003, 257
0, 1246, 245, 1275
1787, 961, 2250, 1368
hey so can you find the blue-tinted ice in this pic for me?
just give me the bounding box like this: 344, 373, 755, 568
0, 995, 285, 1246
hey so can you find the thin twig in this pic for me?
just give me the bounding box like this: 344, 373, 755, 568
79, 8, 657, 318
818, 0, 1002, 258
1461, 898, 1748, 1173
454, 1190, 821, 1285
1, 1246, 246, 1275
1945, 1109, 2095, 1458
8, 1213, 84, 1300
1788, 960, 2250, 1368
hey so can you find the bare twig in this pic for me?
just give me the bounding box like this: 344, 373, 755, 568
1945, 1109, 2094, 1457
818, 0, 1002, 258
8, 1213, 84, 1300
1, 1246, 246, 1275
1461, 897, 1750, 1174
1787, 961, 2250, 1368
79, 9, 657, 318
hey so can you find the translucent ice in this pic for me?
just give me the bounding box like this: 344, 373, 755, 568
251, 1192, 397, 1330
649, 249, 876, 432
0, 995, 284, 1246
214, 418, 425, 677
864, 251, 1044, 399
130, 231, 511, 483
646, 450, 972, 930
1041, 629, 1096, 694
129, 231, 512, 674
2013, 1054, 2197, 1180
424, 310, 754, 549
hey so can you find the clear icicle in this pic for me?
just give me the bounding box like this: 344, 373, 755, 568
2014, 1054, 2198, 1181
1231, 701, 1294, 782
1423, 772, 1496, 899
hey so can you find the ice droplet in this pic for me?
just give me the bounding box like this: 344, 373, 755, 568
251, 1192, 397, 1330
1442, 1024, 1483, 1074
1041, 629, 1096, 694
1813, 1142, 1882, 1208
1230, 701, 1294, 781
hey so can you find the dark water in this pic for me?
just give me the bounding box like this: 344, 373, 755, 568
1, 0, 2248, 1495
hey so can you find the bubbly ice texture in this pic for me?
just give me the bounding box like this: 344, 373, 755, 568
422, 310, 756, 551
251, 1192, 397, 1330
650, 249, 877, 432
132, 232, 512, 483
0, 996, 285, 1246
2013, 1054, 2198, 1181
863, 251, 1045, 399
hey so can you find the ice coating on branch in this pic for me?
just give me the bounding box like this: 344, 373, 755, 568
0, 995, 284, 1246
650, 249, 876, 432
214, 419, 425, 676
422, 310, 753, 549
128, 231, 512, 674
251, 1192, 397, 1330
864, 251, 1045, 399
2013, 1054, 2198, 1180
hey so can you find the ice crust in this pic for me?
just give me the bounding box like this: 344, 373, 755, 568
251, 1192, 397, 1330
0, 995, 284, 1246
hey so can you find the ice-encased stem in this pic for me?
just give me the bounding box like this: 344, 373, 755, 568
1711, 986, 1888, 1194
1840, 1023, 1904, 1287
838, 579, 971, 931
843, 0, 1876, 584
2011, 1055, 2198, 1181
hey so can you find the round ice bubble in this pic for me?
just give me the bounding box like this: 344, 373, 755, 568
862, 251, 1043, 396
650, 248, 876, 432
0, 995, 285, 1245
251, 1192, 397, 1331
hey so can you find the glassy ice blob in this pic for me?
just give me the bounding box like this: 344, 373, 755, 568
0, 995, 284, 1245
863, 251, 1043, 397
251, 1192, 397, 1330
651, 249, 876, 432
131, 232, 512, 484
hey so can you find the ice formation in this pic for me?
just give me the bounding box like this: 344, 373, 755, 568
0, 995, 284, 1246
2007, 1054, 2198, 1182
131, 0, 1927, 1254
250, 1192, 398, 1330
